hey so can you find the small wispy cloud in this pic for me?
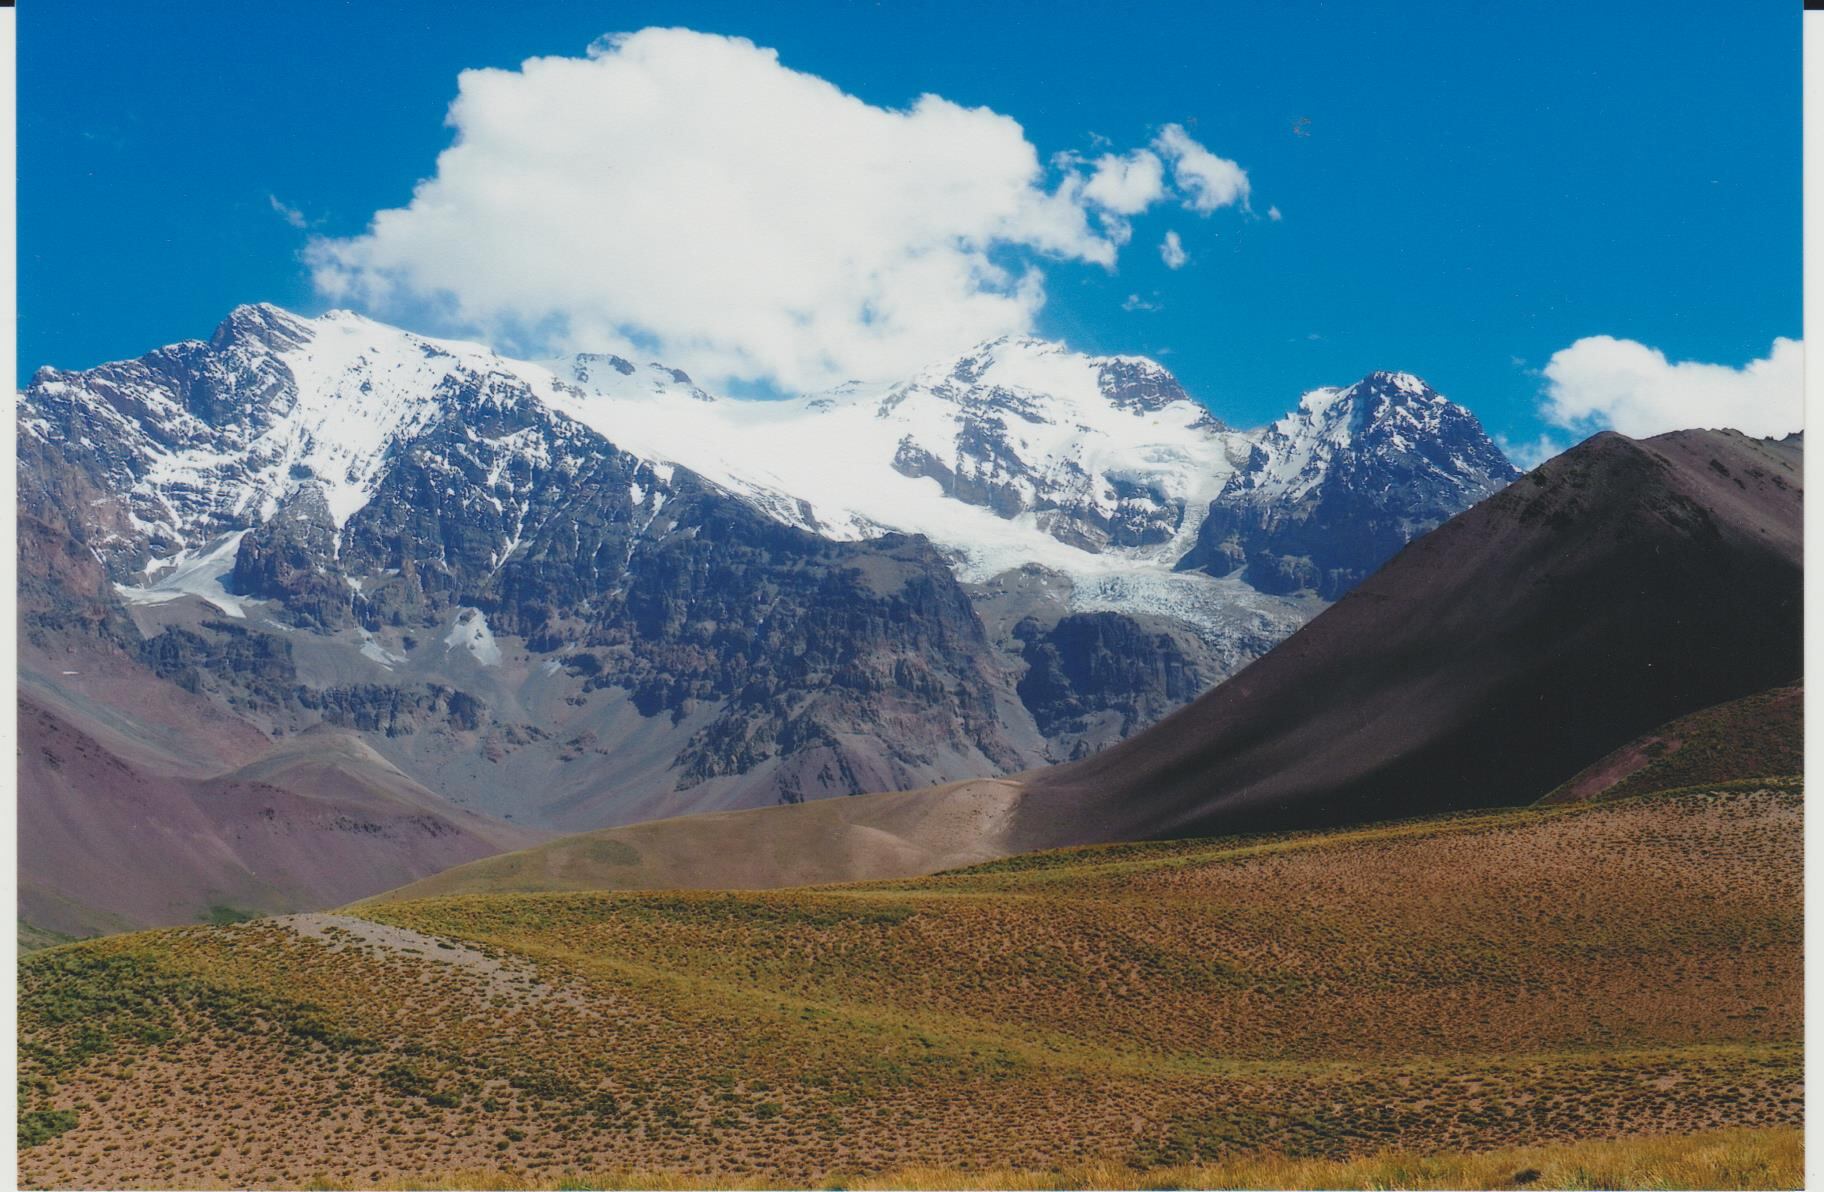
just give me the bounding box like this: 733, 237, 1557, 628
1160, 230, 1187, 270
1122, 293, 1162, 313
1154, 123, 1249, 213
268, 195, 309, 229
1081, 148, 1167, 215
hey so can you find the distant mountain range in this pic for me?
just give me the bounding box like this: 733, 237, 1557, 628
388, 426, 1802, 900
19, 305, 1518, 933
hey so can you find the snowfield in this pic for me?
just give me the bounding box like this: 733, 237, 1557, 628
113, 530, 253, 618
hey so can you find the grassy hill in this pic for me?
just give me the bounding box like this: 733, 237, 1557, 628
1541, 684, 1801, 804
371, 776, 1025, 903
19, 783, 1802, 1189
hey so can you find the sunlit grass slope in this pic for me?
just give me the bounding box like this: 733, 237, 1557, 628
19, 784, 1801, 1189
308, 1126, 1803, 1191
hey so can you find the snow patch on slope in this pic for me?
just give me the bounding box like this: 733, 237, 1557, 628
114, 531, 253, 618
444, 609, 503, 667
359, 630, 407, 669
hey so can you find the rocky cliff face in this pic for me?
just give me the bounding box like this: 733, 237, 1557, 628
19, 309, 1025, 820
17, 307, 1514, 826
1015, 612, 1205, 757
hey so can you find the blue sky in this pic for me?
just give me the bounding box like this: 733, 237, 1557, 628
20, 1, 1802, 451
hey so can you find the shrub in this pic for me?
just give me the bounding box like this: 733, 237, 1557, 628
19, 1108, 79, 1147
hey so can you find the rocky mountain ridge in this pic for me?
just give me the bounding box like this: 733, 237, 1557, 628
18, 305, 1516, 834
1180, 370, 1520, 597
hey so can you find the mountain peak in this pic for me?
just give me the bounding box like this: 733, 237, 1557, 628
1296, 371, 1447, 420
920, 336, 1212, 423
1179, 369, 1520, 598
1289, 371, 1498, 452
210, 303, 315, 352
1353, 370, 1435, 399
1091, 354, 1215, 424
551, 350, 715, 402
926, 334, 1058, 386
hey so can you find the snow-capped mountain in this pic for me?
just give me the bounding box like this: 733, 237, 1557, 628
542, 334, 1254, 583
18, 304, 1517, 827
1178, 371, 1521, 598
24, 305, 675, 560
869, 337, 1242, 555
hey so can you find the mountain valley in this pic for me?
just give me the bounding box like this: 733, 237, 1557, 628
382, 425, 1803, 899
18, 305, 1518, 934
16, 314, 1804, 1192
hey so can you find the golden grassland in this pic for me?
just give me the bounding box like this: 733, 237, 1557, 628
302, 1126, 1803, 1190
18, 782, 1802, 1189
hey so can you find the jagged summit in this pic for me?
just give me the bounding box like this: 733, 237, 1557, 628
1356, 368, 1430, 395
21, 305, 539, 545
210, 302, 316, 351
20, 306, 1512, 606
1292, 369, 1472, 426
914, 334, 1217, 423
1177, 369, 1519, 598
553, 350, 715, 402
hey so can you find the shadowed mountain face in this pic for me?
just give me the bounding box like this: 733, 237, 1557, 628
1012, 428, 1802, 847
394, 428, 1801, 900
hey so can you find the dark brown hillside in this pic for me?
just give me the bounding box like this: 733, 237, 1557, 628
1012, 428, 1801, 846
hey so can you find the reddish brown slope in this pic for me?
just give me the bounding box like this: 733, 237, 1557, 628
1011, 428, 1802, 848
18, 698, 540, 938
1539, 683, 1802, 804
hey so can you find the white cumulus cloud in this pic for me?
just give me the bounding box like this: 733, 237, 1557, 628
1080, 148, 1166, 215
308, 29, 1256, 392
1160, 230, 1187, 270
1154, 123, 1250, 213
1541, 335, 1804, 439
